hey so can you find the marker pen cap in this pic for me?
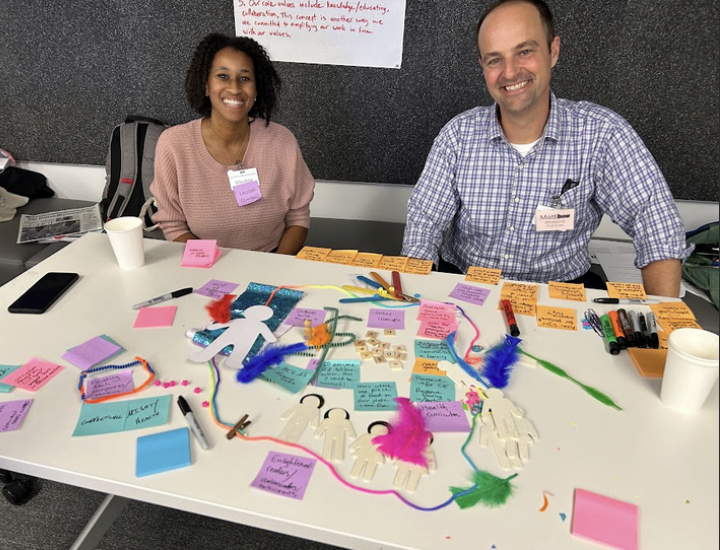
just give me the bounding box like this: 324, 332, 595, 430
608, 311, 628, 350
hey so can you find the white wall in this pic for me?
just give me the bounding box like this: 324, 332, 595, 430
18, 161, 719, 237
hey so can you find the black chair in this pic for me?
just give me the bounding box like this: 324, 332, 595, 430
0, 469, 33, 504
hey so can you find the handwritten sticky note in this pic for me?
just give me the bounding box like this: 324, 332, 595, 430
351, 253, 383, 268
195, 279, 239, 299
368, 308, 405, 330
136, 427, 191, 477
251, 451, 317, 500
0, 399, 33, 432
377, 256, 409, 272
500, 281, 539, 316
0, 365, 20, 393
181, 239, 220, 268
417, 401, 470, 432
1, 358, 63, 392
85, 369, 134, 400
649, 302, 696, 321
295, 246, 331, 262
316, 360, 360, 389
403, 258, 433, 275
465, 266, 502, 285
417, 300, 457, 322
449, 283, 491, 306
233, 180, 262, 206
605, 282, 647, 300
412, 358, 446, 376
571, 489, 638, 550
62, 335, 123, 369
285, 308, 327, 327
548, 281, 587, 302
656, 318, 703, 334
536, 305, 577, 331
417, 320, 459, 339
354, 382, 398, 411
324, 249, 359, 265
410, 373, 456, 403
262, 362, 316, 393
415, 340, 457, 363
133, 306, 177, 329
73, 395, 171, 436
627, 348, 667, 377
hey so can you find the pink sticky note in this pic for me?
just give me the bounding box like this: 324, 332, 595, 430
181, 239, 221, 268
1, 359, 64, 392
0, 399, 34, 432
572, 489, 638, 550
417, 300, 457, 323
133, 306, 177, 329
417, 320, 459, 340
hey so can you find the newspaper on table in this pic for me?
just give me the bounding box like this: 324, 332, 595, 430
17, 203, 103, 244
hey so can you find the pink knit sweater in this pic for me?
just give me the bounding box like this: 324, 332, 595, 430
150, 118, 314, 251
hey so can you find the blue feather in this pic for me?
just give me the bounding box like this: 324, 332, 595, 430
237, 341, 308, 383
481, 335, 522, 389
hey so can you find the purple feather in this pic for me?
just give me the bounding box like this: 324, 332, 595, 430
481, 335, 522, 389
237, 341, 308, 383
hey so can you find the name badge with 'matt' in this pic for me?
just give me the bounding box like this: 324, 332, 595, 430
535, 208, 575, 232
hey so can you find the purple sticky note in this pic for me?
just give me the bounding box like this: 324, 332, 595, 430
285, 308, 327, 327
195, 279, 239, 299
85, 369, 134, 400
417, 401, 471, 432
62, 336, 122, 369
306, 358, 319, 386
367, 308, 405, 330
572, 489, 638, 550
0, 399, 34, 432
233, 181, 263, 206
449, 283, 491, 306
251, 451, 317, 500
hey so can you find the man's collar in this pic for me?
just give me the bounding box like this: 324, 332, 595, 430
487, 91, 560, 142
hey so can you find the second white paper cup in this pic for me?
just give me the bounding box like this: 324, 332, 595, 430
660, 328, 720, 412
104, 216, 145, 269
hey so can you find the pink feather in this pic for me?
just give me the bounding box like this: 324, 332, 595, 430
372, 397, 431, 467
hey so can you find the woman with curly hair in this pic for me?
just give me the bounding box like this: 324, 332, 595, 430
150, 33, 315, 254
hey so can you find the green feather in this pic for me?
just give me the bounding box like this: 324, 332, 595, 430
449, 471, 518, 509
520, 349, 622, 411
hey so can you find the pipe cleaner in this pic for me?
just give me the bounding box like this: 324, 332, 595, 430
78, 357, 154, 403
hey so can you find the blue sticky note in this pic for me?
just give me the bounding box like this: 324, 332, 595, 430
136, 427, 191, 477
73, 395, 171, 436
0, 365, 20, 393
414, 340, 457, 363
354, 382, 398, 411
263, 362, 316, 393
315, 360, 360, 389
410, 373, 456, 402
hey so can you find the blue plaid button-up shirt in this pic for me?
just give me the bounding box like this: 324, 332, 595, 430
402, 93, 689, 282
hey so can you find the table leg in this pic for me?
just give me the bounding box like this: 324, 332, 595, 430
70, 494, 130, 550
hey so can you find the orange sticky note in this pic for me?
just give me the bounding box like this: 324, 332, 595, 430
605, 282, 647, 300
324, 250, 358, 265
403, 258, 433, 275
296, 246, 331, 262
465, 266, 502, 286
181, 239, 220, 268
377, 256, 409, 272
627, 348, 667, 377
500, 281, 539, 316
536, 305, 577, 331
648, 301, 696, 322
133, 306, 177, 329
548, 281, 586, 302
412, 358, 446, 376
351, 253, 383, 268
656, 318, 703, 333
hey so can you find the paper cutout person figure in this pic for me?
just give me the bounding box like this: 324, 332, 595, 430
437, 359, 476, 388
190, 305, 276, 368
278, 394, 324, 443
315, 408, 356, 462
479, 388, 538, 470
349, 421, 389, 482
392, 437, 436, 492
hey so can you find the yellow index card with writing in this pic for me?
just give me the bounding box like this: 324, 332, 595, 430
536, 305, 577, 331
377, 256, 409, 272
324, 250, 359, 265
499, 281, 539, 316
548, 281, 586, 302
465, 266, 502, 285
296, 246, 331, 262
411, 358, 446, 376
649, 302, 696, 322
351, 253, 383, 268
403, 258, 433, 275
605, 282, 647, 300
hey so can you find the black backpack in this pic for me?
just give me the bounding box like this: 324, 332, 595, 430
100, 116, 167, 230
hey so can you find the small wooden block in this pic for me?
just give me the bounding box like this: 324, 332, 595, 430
366, 331, 380, 339
388, 360, 403, 371
384, 349, 396, 359
373, 354, 386, 364
383, 329, 396, 337
360, 351, 374, 361
394, 345, 407, 353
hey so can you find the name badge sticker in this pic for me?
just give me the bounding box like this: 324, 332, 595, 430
535, 207, 575, 232
227, 168, 263, 207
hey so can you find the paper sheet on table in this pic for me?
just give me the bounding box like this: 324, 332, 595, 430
403, 258, 433, 275
548, 281, 586, 302
351, 253, 383, 268
499, 281, 539, 316
295, 246, 331, 262
412, 358, 446, 376
136, 427, 191, 477
465, 266, 502, 285
324, 249, 358, 265
85, 369, 134, 400
195, 279, 239, 299
449, 283, 491, 305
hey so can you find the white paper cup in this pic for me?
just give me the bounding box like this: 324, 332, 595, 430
104, 217, 145, 269
660, 328, 720, 412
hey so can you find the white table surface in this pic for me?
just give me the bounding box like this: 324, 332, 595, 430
0, 233, 717, 550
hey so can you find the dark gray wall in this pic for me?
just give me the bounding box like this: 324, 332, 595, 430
1, 0, 718, 201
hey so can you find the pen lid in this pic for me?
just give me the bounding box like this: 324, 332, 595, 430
177, 395, 191, 415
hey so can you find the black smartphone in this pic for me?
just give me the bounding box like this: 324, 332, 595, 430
8, 272, 79, 314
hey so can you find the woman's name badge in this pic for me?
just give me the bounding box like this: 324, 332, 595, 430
227, 168, 262, 207
535, 205, 575, 232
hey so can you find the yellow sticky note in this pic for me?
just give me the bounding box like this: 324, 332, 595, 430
324, 250, 358, 265
657, 318, 703, 333
500, 281, 539, 316
536, 305, 577, 331
649, 302, 696, 321
403, 258, 433, 275
605, 282, 647, 300
411, 358, 446, 376
377, 256, 409, 272
548, 281, 586, 302
465, 266, 502, 286
296, 246, 331, 262
351, 253, 383, 268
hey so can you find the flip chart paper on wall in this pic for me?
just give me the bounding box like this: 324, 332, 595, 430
251, 451, 317, 500
195, 279, 239, 299
417, 401, 471, 432
181, 239, 220, 268
571, 488, 638, 550
133, 306, 177, 329
1, 358, 64, 392
353, 382, 398, 411
62, 335, 123, 369
234, 1, 407, 69
136, 427, 191, 477
0, 399, 33, 432
0, 365, 20, 393
73, 395, 171, 436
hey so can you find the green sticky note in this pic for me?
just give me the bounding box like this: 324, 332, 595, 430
414, 340, 457, 363
263, 362, 316, 393
316, 360, 360, 389
410, 373, 456, 402
73, 395, 171, 436
0, 365, 20, 393
353, 382, 398, 411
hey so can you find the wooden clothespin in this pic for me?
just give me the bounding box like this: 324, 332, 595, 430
226, 414, 252, 440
